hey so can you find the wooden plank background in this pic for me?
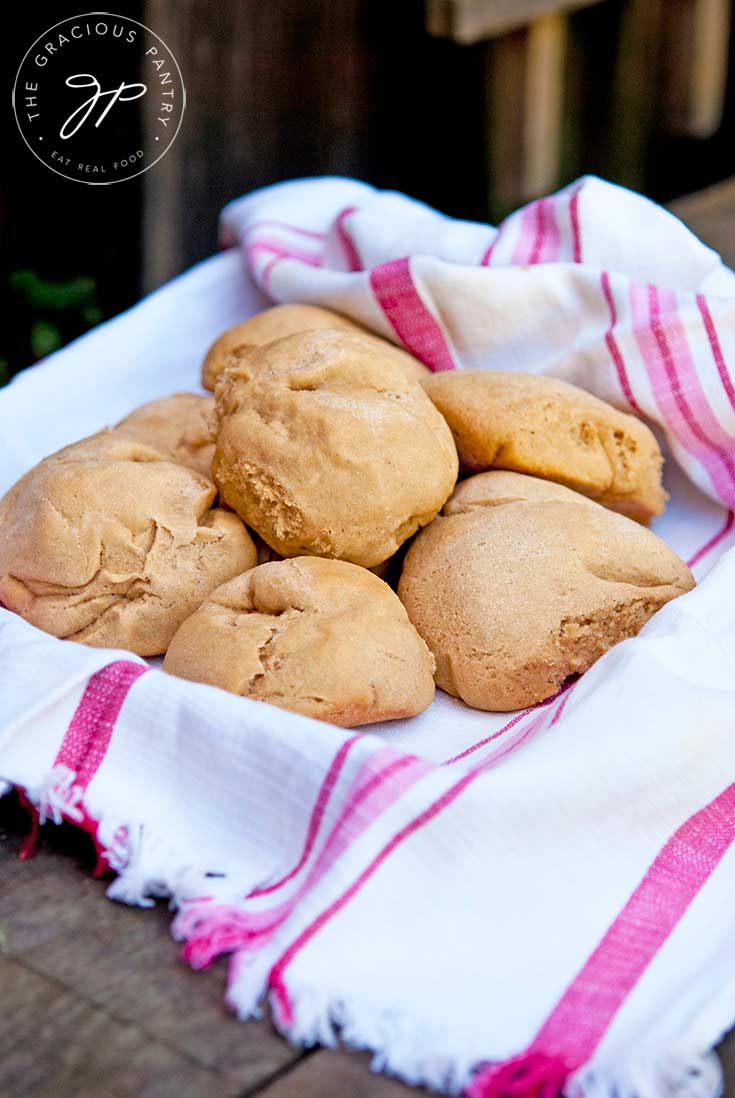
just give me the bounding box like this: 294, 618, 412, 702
140, 0, 735, 286
0, 793, 418, 1097
142, 0, 489, 289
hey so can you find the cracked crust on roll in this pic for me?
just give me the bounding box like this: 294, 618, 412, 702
0, 430, 257, 655
116, 393, 215, 479
212, 329, 458, 568
423, 370, 666, 523
201, 303, 429, 391
164, 556, 436, 727
398, 470, 694, 712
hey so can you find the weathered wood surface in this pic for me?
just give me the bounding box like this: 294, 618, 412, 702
484, 12, 568, 210
0, 795, 300, 1098
142, 0, 505, 283
139, 0, 733, 269
256, 1049, 422, 1097
425, 0, 601, 44
661, 0, 732, 138
142, 0, 398, 291
669, 177, 735, 269
0, 792, 418, 1097
4, 185, 735, 1097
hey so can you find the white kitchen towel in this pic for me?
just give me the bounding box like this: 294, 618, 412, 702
2, 175, 735, 1098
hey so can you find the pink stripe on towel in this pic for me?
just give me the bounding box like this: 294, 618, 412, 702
696, 293, 735, 415
656, 288, 735, 457
601, 271, 646, 417
268, 766, 485, 1024
334, 206, 363, 272
482, 189, 571, 266
687, 510, 735, 569
509, 198, 561, 266
370, 257, 456, 372
529, 198, 560, 265
248, 734, 361, 898
55, 661, 147, 790
468, 781, 735, 1095
244, 219, 327, 241
443, 681, 573, 766
246, 239, 322, 266
510, 204, 541, 265
479, 232, 500, 266
569, 187, 582, 263
181, 751, 428, 970
631, 281, 735, 503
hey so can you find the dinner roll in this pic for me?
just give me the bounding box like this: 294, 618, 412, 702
212, 329, 458, 567
117, 393, 215, 479
164, 556, 435, 726
424, 370, 666, 523
201, 303, 429, 390
398, 471, 693, 711
0, 431, 257, 655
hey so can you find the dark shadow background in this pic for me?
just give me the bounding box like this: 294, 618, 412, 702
2, 0, 735, 384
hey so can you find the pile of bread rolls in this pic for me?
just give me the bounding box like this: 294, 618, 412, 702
0, 305, 694, 727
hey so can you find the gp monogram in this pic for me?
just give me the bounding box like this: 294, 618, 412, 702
12, 12, 186, 184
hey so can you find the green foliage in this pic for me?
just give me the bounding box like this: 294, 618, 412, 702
30, 321, 63, 359
4, 270, 104, 385
9, 270, 97, 312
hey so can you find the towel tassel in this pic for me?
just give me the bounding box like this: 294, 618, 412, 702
466, 1050, 570, 1098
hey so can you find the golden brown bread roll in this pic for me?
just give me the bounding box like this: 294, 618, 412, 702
212, 329, 458, 568
201, 303, 429, 390
116, 393, 215, 479
0, 431, 257, 655
398, 471, 693, 711
164, 556, 436, 727
423, 370, 666, 523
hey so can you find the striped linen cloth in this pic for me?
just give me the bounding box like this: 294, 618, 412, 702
2, 175, 735, 1098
